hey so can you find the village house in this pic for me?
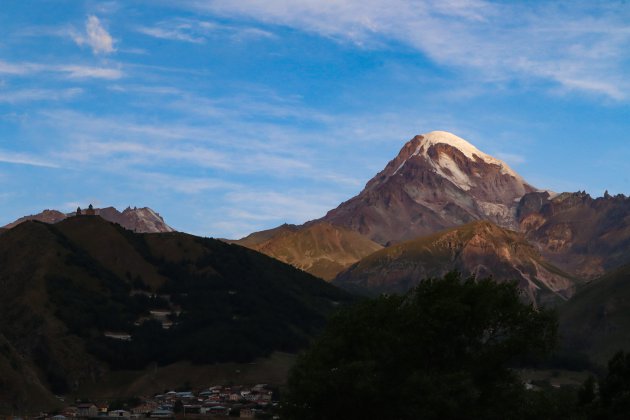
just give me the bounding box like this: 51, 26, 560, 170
96, 404, 109, 415
61, 407, 78, 418
76, 403, 98, 418
131, 402, 158, 416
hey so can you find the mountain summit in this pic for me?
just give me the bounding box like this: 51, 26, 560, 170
388, 131, 524, 187
321, 131, 536, 244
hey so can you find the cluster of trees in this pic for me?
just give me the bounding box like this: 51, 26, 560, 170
578, 351, 630, 419
281, 273, 630, 420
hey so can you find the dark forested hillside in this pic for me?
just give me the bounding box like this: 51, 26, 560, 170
0, 216, 352, 411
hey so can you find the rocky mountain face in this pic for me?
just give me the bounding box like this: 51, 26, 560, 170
0, 216, 351, 412
99, 206, 175, 233
517, 191, 630, 279
321, 131, 536, 245
236, 131, 539, 280
3, 206, 174, 233
334, 221, 576, 306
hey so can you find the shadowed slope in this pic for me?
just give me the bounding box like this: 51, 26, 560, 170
0, 217, 352, 412
559, 265, 630, 365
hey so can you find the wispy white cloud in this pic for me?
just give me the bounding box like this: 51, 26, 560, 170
36, 106, 314, 177
179, 0, 630, 99
56, 65, 122, 79
0, 88, 83, 104
72, 15, 116, 55
132, 172, 239, 194
0, 60, 39, 75
0, 151, 60, 168
137, 25, 205, 44
136, 18, 275, 44
0, 60, 123, 80
56, 139, 233, 170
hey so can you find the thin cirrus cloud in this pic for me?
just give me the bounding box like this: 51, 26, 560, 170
72, 15, 116, 54
57, 140, 233, 171
136, 18, 275, 44
0, 60, 123, 80
0, 88, 83, 104
181, 0, 630, 100
38, 108, 311, 175
0, 150, 60, 168
133, 172, 240, 194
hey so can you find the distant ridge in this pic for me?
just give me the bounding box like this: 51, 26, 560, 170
4, 205, 174, 233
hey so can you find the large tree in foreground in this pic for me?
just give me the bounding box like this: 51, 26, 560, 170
282, 273, 558, 420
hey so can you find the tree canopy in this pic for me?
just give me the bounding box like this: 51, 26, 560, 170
282, 273, 558, 420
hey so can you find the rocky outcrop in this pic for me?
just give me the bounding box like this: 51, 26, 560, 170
98, 207, 175, 233
517, 191, 630, 279
334, 221, 576, 306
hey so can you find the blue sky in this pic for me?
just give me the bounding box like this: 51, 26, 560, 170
2, 0, 630, 238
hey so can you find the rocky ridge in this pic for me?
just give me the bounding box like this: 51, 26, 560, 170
517, 190, 630, 279
334, 221, 576, 305
3, 206, 174, 233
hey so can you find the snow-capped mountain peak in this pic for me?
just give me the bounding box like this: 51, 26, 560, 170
322, 131, 536, 244
394, 131, 521, 183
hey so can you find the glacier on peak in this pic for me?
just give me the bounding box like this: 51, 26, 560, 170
393, 131, 523, 184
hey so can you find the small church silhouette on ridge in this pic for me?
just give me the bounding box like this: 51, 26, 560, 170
76, 204, 96, 216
